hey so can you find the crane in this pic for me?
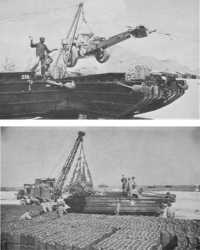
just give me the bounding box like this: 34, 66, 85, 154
54, 131, 93, 198
54, 3, 156, 69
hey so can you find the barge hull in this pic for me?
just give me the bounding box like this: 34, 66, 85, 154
0, 72, 187, 119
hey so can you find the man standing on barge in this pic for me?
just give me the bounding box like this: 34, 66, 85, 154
121, 175, 127, 196
29, 36, 57, 77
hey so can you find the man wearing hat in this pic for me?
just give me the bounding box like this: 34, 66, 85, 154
130, 176, 138, 198
29, 36, 57, 77
131, 176, 136, 190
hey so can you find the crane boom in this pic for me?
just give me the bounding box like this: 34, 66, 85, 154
55, 131, 85, 196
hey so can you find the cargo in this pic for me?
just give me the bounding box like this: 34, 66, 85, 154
1, 205, 200, 250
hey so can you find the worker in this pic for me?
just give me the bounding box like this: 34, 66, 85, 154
57, 204, 65, 217
165, 202, 175, 219
56, 196, 71, 215
29, 36, 57, 77
121, 175, 127, 196
63, 203, 70, 214
41, 201, 49, 213
129, 176, 139, 198
127, 178, 131, 197
131, 176, 136, 189
115, 199, 120, 215
131, 177, 141, 198
19, 211, 32, 220
26, 196, 31, 205
57, 196, 65, 206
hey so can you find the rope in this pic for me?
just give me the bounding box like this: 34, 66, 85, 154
81, 7, 94, 34
82, 145, 93, 187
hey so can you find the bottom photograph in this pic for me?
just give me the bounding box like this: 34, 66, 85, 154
1, 127, 200, 250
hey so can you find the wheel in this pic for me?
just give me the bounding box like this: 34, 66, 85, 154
63, 46, 79, 67
95, 49, 110, 63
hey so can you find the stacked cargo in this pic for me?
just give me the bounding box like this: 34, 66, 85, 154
2, 205, 200, 250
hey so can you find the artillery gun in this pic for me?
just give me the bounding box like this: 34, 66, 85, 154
55, 3, 156, 69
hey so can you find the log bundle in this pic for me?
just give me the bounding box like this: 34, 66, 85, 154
1, 205, 200, 250
83, 196, 164, 216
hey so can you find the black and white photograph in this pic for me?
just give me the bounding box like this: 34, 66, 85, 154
0, 0, 199, 119
0, 0, 200, 249
1, 127, 200, 249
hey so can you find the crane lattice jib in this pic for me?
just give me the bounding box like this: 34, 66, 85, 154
55, 131, 85, 193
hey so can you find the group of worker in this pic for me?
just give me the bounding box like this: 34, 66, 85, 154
121, 175, 139, 198
20, 196, 71, 220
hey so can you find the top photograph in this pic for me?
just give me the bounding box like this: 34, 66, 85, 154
0, 0, 199, 119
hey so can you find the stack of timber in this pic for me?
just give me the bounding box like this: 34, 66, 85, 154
141, 192, 176, 203
102, 191, 176, 203
82, 195, 165, 216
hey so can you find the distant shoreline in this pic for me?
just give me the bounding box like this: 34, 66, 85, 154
1, 184, 199, 192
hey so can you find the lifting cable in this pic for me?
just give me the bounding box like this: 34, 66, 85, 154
53, 3, 83, 72
81, 6, 94, 35
82, 144, 93, 187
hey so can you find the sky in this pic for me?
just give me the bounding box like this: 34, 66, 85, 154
0, 0, 199, 71
1, 127, 200, 187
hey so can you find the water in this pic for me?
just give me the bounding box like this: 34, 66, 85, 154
1, 191, 200, 220
170, 191, 200, 220
0, 191, 21, 205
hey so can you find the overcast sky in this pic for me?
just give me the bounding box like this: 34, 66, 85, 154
1, 127, 200, 187
0, 0, 198, 70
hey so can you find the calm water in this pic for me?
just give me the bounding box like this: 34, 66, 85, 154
1, 191, 200, 220
169, 191, 200, 220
